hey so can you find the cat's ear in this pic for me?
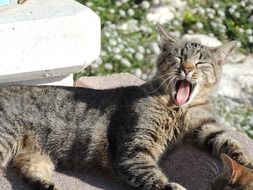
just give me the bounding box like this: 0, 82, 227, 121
213, 41, 238, 64
157, 24, 178, 51
221, 153, 244, 183
157, 24, 176, 43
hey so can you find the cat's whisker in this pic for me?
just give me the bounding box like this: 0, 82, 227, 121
197, 159, 217, 176
165, 77, 176, 93
149, 72, 176, 85
209, 159, 220, 175
148, 75, 173, 94
198, 168, 217, 178
151, 73, 170, 81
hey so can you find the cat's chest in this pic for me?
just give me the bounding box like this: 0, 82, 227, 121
163, 108, 188, 143
139, 107, 187, 159
148, 106, 187, 144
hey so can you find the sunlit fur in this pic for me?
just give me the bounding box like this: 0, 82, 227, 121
0, 26, 252, 190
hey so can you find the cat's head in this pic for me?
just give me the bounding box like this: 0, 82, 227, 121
209, 154, 253, 190
156, 25, 237, 106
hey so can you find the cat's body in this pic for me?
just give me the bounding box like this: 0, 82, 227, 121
0, 82, 189, 171
0, 85, 117, 170
0, 26, 252, 190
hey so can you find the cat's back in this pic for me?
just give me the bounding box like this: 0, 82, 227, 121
0, 85, 145, 128
0, 85, 120, 107
0, 85, 121, 111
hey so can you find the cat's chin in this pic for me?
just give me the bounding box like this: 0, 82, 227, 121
172, 79, 197, 106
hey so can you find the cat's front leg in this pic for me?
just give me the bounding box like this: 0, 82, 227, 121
113, 143, 186, 190
192, 120, 252, 167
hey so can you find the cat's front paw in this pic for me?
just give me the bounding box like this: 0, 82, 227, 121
163, 182, 187, 190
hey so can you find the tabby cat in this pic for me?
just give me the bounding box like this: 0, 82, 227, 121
210, 154, 253, 190
0, 25, 252, 190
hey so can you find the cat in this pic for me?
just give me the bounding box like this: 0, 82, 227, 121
0, 25, 252, 190
209, 154, 253, 190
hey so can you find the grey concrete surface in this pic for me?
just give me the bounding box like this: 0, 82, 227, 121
0, 0, 100, 84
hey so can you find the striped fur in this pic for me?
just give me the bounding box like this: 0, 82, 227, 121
0, 26, 251, 190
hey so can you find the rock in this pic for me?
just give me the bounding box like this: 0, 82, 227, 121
227, 52, 247, 64
217, 55, 253, 104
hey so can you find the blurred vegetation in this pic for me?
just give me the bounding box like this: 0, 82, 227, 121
75, 0, 156, 80
75, 0, 253, 80
213, 95, 253, 138
184, 0, 253, 53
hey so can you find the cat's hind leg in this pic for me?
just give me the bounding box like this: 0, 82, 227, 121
11, 134, 60, 190
12, 151, 58, 190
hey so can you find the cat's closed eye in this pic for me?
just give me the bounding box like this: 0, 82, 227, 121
166, 55, 182, 66
196, 61, 211, 65
174, 56, 182, 64
196, 61, 213, 68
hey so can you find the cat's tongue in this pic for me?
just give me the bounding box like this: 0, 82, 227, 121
176, 80, 190, 105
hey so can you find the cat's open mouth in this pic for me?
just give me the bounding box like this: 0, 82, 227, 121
175, 80, 196, 105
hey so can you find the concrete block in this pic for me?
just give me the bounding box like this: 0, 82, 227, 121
0, 0, 11, 7
0, 0, 100, 84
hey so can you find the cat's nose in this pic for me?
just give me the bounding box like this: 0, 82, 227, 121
182, 62, 195, 75
183, 68, 191, 75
